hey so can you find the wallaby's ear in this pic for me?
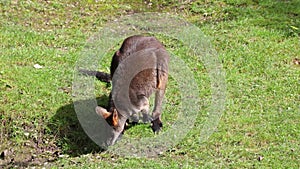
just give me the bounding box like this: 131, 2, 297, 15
112, 108, 119, 127
95, 106, 111, 119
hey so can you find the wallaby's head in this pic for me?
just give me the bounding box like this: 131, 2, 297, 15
95, 106, 124, 145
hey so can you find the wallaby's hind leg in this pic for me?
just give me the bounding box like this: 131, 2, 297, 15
151, 89, 165, 132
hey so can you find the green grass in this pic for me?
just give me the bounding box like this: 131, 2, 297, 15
1, 0, 299, 168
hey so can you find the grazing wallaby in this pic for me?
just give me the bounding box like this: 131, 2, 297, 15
81, 35, 170, 145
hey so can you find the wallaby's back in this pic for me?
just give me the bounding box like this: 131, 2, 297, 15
110, 35, 166, 78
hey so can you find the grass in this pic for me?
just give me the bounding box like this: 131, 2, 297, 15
0, 0, 299, 168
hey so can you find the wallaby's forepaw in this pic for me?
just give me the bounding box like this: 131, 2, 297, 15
151, 119, 163, 133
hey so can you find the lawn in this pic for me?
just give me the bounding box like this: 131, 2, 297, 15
0, 0, 299, 168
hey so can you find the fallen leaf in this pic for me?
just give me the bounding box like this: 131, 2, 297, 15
34, 64, 43, 69
292, 58, 299, 65
290, 25, 299, 30
24, 132, 30, 137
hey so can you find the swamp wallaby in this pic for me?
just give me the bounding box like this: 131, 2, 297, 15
80, 35, 170, 145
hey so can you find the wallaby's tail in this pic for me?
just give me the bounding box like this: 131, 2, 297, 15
78, 69, 111, 83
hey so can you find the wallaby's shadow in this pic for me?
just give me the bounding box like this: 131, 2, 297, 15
48, 95, 109, 157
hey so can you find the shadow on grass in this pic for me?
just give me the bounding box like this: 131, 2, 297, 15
0, 92, 162, 169
48, 95, 110, 157
0, 96, 110, 168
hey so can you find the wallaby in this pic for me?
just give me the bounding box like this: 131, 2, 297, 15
81, 35, 170, 145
